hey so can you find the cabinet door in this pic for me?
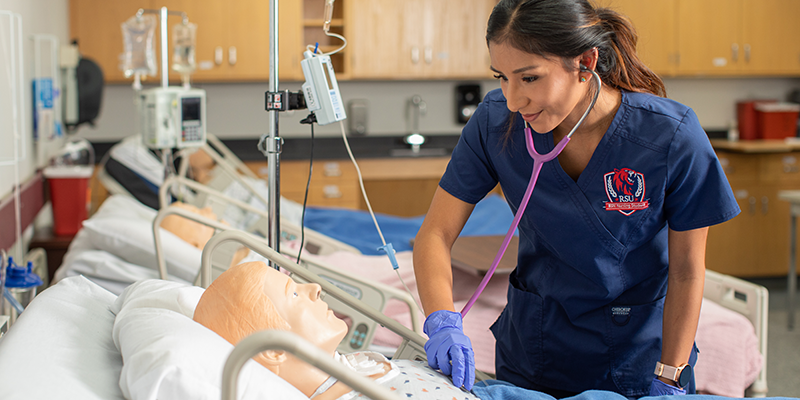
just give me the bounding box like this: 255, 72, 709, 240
596, 0, 678, 77
347, 0, 407, 78
742, 0, 800, 75
706, 185, 759, 276
69, 0, 151, 83
348, 0, 494, 79
422, 0, 493, 79
156, 0, 301, 82
676, 0, 742, 75
756, 185, 799, 276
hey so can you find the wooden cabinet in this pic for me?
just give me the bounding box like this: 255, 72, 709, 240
69, 0, 149, 84
347, 0, 494, 80
594, 0, 678, 77
69, 0, 303, 83
245, 157, 451, 217
676, 0, 800, 76
707, 147, 800, 277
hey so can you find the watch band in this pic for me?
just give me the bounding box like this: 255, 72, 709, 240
654, 361, 680, 382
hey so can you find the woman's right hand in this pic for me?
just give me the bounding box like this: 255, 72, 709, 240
423, 310, 476, 390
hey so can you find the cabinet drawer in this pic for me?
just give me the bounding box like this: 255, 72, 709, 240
759, 153, 800, 184
716, 152, 757, 184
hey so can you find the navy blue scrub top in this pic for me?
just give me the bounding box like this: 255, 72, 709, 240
439, 89, 740, 397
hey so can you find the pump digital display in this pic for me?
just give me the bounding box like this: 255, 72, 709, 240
181, 97, 201, 122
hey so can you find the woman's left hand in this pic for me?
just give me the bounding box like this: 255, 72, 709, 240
649, 377, 686, 396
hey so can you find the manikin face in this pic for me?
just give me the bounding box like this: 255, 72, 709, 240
261, 266, 349, 354
489, 41, 586, 135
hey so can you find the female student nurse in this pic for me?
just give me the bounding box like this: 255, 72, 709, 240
413, 0, 740, 397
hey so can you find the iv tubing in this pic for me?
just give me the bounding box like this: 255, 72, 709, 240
339, 121, 421, 311
460, 68, 602, 316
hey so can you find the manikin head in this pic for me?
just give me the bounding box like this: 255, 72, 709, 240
193, 261, 349, 396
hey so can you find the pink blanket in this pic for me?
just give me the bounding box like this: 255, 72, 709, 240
298, 249, 762, 395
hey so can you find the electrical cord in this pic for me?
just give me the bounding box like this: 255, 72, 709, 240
306, 31, 347, 56
297, 113, 317, 264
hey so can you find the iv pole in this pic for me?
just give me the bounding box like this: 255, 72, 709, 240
260, 0, 282, 267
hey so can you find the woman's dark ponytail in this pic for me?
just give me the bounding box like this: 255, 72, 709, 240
594, 8, 665, 97
487, 0, 666, 97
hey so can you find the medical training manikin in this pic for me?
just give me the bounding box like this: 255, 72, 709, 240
193, 262, 481, 400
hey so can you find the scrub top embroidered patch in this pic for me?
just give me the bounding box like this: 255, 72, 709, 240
603, 168, 649, 215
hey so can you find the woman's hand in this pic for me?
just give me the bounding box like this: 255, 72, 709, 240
423, 310, 476, 390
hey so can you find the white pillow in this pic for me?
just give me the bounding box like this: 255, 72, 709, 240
0, 276, 124, 400
93, 193, 159, 221
81, 210, 202, 283
55, 247, 191, 295
112, 280, 307, 400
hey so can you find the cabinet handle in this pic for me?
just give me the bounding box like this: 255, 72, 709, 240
744, 44, 751, 63
228, 46, 237, 66
215, 46, 223, 66
761, 196, 769, 215
749, 196, 756, 215
424, 46, 433, 65
323, 185, 342, 199
731, 43, 739, 62
411, 47, 420, 64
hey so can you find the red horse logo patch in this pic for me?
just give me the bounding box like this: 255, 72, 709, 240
603, 168, 649, 215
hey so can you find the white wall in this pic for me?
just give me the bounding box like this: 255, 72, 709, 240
76, 76, 800, 143
0, 0, 70, 197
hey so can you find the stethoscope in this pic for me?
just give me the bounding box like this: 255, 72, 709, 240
460, 66, 603, 316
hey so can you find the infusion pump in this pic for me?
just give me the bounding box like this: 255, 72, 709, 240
139, 87, 207, 149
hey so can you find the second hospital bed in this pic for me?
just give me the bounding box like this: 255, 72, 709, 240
0, 229, 781, 400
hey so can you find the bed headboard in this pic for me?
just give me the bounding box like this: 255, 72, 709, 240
702, 269, 768, 397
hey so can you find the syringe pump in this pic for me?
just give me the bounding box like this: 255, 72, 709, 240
300, 50, 346, 125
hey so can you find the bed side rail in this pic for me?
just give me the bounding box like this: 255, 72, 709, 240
703, 269, 769, 397
159, 175, 360, 256
202, 230, 427, 349
203, 230, 493, 383
281, 246, 425, 352
222, 330, 402, 400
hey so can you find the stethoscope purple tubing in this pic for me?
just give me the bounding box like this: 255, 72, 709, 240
460, 68, 602, 317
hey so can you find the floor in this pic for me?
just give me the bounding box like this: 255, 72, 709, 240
745, 276, 800, 397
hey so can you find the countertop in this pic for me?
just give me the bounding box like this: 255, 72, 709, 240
710, 138, 800, 153
91, 134, 462, 162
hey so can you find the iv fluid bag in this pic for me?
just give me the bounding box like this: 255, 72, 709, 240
120, 15, 157, 78
172, 22, 197, 75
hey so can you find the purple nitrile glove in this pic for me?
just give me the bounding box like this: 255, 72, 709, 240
423, 310, 476, 390
650, 377, 687, 396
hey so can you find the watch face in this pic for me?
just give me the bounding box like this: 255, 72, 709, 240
678, 364, 693, 388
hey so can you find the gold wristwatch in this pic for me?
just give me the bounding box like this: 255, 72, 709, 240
654, 361, 692, 388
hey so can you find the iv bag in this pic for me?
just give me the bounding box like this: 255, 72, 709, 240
172, 21, 197, 75
119, 15, 157, 78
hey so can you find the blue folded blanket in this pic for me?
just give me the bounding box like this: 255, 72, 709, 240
303, 194, 515, 255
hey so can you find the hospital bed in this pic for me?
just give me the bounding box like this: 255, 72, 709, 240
97, 133, 361, 257
51, 188, 769, 397
0, 228, 779, 400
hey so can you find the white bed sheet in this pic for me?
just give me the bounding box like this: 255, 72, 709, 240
0, 276, 123, 400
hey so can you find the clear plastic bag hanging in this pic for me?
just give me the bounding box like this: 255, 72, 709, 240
172, 21, 197, 76
119, 14, 157, 78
